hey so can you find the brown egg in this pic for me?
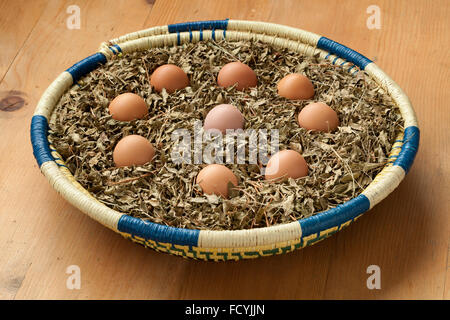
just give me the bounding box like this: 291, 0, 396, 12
277, 73, 315, 100
217, 62, 257, 91
196, 164, 238, 198
298, 102, 340, 132
108, 93, 148, 121
265, 150, 308, 181
150, 64, 189, 93
203, 104, 244, 134
113, 135, 155, 167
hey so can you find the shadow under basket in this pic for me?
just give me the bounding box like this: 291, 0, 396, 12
30, 19, 419, 261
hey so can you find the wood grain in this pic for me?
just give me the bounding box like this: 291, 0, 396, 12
0, 0, 448, 300
0, 0, 47, 81
0, 0, 154, 299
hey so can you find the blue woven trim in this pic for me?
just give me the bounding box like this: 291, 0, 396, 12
66, 52, 107, 83
113, 44, 122, 53
31, 115, 54, 167
317, 37, 372, 70
393, 126, 420, 173
168, 19, 229, 33
299, 194, 370, 237
109, 44, 122, 55
170, 19, 229, 45
117, 215, 200, 247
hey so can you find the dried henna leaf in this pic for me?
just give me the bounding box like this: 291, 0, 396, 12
48, 39, 402, 231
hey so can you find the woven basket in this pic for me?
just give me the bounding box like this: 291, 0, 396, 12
30, 19, 419, 261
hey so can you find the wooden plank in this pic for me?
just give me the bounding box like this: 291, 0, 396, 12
0, 0, 47, 81
320, 0, 450, 299
445, 244, 450, 299
0, 0, 154, 299
0, 0, 448, 300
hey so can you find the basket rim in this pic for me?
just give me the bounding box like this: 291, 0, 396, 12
30, 19, 420, 256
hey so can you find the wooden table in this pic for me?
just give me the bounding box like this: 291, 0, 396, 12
0, 0, 448, 300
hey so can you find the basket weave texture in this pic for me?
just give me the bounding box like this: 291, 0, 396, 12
30, 19, 419, 261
